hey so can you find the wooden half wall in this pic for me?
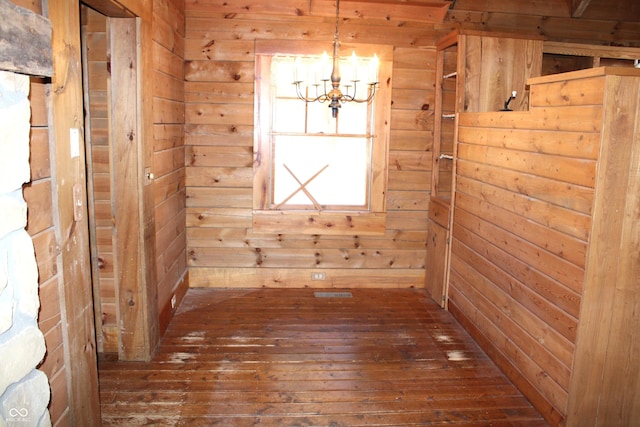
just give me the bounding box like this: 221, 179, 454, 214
448, 67, 640, 425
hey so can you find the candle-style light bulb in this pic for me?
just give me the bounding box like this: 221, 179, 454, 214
351, 50, 358, 81
369, 54, 379, 84
321, 51, 329, 81
294, 56, 301, 82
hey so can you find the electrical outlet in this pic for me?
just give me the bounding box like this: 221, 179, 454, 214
311, 272, 326, 280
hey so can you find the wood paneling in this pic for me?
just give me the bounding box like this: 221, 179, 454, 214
5, 2, 72, 421
446, 3, 640, 47
562, 70, 640, 426
184, 1, 637, 286
152, 0, 187, 334
49, 0, 102, 421
24, 70, 73, 427
448, 67, 640, 426
83, 7, 114, 353
82, 0, 182, 362
184, 4, 435, 288
450, 99, 596, 420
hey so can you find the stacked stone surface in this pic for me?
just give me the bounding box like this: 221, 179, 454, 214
0, 70, 52, 426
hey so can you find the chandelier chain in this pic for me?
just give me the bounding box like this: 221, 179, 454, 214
334, 0, 340, 44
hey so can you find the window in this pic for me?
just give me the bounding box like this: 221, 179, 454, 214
253, 41, 392, 235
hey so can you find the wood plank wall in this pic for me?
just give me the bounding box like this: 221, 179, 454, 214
12, 0, 96, 423
152, 0, 188, 334
81, 0, 186, 354
183, 2, 440, 288
11, 0, 75, 423
447, 0, 640, 47
83, 7, 116, 353
182, 0, 639, 289
82, 0, 187, 351
26, 74, 74, 427
448, 75, 604, 424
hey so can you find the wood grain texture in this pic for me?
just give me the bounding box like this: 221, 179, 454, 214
184, 5, 428, 286
20, 4, 71, 422
446, 2, 640, 46
0, 0, 52, 76
99, 288, 548, 426
448, 75, 600, 423
449, 67, 640, 426
49, 0, 102, 421
565, 72, 640, 426
82, 6, 113, 353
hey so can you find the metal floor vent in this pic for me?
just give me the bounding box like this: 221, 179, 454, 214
314, 292, 353, 298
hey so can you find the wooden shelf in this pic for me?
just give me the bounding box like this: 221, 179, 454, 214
542, 41, 640, 76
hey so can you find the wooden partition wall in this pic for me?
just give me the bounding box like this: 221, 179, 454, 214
448, 67, 640, 425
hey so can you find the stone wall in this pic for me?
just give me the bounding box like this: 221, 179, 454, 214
0, 70, 51, 426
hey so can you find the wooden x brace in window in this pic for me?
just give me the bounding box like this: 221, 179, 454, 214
274, 163, 329, 210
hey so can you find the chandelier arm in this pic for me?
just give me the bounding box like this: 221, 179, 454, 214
294, 82, 330, 103
347, 85, 378, 103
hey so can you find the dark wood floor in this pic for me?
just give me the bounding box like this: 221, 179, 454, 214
99, 288, 548, 426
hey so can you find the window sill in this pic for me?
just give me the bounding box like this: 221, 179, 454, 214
252, 210, 387, 235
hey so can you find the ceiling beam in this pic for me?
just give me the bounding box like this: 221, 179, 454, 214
0, 0, 52, 77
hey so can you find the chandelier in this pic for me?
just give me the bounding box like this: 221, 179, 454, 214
292, 0, 379, 118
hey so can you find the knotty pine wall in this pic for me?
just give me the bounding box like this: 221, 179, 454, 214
83, 7, 115, 353
184, 3, 444, 288
183, 0, 640, 289
82, 0, 186, 350
450, 108, 594, 423
10, 0, 186, 419
445, 68, 640, 425
151, 0, 188, 333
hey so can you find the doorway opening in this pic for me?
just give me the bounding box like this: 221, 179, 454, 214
81, 3, 154, 360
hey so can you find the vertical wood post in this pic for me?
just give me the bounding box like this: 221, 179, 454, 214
48, 0, 101, 422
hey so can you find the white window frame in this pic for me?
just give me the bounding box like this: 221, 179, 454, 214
253, 40, 393, 235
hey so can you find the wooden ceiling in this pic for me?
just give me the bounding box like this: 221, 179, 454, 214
574, 0, 640, 21
450, 0, 640, 22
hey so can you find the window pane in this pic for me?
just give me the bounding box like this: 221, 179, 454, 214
306, 101, 335, 134
272, 135, 369, 207
274, 98, 306, 133
338, 99, 369, 134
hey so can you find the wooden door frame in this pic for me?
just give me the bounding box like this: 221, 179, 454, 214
48, 0, 158, 415
81, 0, 159, 361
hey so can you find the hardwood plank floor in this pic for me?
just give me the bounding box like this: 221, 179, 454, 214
99, 288, 548, 426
